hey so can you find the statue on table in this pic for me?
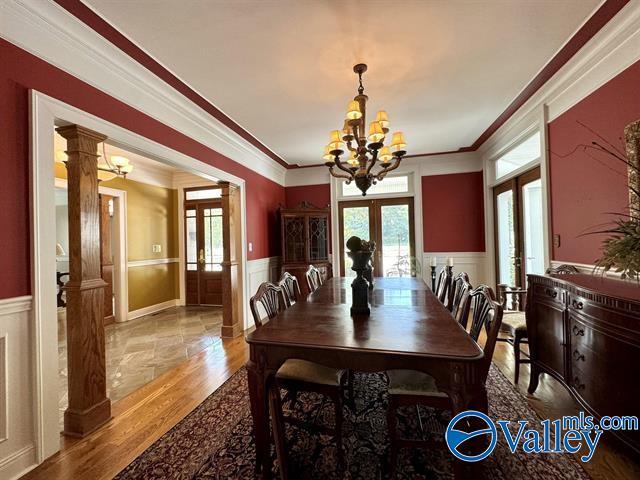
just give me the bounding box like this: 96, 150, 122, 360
346, 236, 376, 316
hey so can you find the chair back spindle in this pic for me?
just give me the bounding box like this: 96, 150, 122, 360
468, 285, 504, 383
279, 272, 301, 307
305, 265, 323, 293
450, 272, 473, 328
250, 282, 285, 328
434, 268, 451, 305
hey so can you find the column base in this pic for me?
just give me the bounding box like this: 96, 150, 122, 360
63, 397, 112, 438
221, 322, 243, 338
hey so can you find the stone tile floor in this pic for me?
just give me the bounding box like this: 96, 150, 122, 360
58, 306, 223, 428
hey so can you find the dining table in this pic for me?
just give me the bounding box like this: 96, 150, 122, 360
245, 276, 486, 479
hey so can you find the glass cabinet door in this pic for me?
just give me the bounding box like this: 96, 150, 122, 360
308, 215, 328, 262
283, 215, 306, 263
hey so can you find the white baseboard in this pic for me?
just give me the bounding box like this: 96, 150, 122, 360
0, 444, 36, 480
126, 299, 178, 321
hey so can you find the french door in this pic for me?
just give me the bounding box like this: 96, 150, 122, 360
185, 197, 224, 305
338, 197, 415, 277
493, 167, 544, 288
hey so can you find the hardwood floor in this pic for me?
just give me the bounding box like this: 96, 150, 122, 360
22, 334, 249, 480
22, 330, 639, 480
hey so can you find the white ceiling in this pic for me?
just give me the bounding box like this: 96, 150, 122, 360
84, 0, 601, 166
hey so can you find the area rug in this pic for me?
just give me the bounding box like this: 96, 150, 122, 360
115, 365, 590, 479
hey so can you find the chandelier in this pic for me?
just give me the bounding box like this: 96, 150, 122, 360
55, 143, 134, 182
323, 64, 407, 196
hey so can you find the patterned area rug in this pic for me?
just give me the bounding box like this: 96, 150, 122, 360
115, 365, 590, 479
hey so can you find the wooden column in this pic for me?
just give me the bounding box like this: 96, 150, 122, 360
220, 181, 243, 337
57, 125, 112, 437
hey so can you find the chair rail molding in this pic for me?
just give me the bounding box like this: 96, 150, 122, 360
0, 0, 286, 185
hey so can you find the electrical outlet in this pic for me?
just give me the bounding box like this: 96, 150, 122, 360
152, 244, 162, 253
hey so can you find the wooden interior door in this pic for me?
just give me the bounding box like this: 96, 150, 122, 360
493, 166, 542, 288
99, 194, 115, 325
339, 197, 415, 277
185, 194, 224, 305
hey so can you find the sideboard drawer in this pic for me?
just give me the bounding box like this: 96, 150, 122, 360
532, 282, 564, 306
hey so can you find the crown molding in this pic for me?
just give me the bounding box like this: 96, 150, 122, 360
479, 0, 640, 156
0, 0, 286, 185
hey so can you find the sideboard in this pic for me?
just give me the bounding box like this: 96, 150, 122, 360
526, 273, 640, 455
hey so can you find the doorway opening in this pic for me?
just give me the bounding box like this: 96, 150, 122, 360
339, 197, 416, 277
184, 187, 224, 305
493, 166, 544, 289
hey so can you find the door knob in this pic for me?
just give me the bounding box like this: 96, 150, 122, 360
198, 249, 205, 265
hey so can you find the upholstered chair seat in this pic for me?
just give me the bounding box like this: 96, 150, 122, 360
277, 359, 345, 386
387, 370, 448, 397
501, 311, 527, 333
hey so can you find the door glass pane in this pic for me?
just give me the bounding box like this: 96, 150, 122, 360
186, 210, 197, 270
342, 206, 370, 276
522, 179, 544, 276
203, 207, 223, 271
381, 204, 411, 277
496, 190, 516, 285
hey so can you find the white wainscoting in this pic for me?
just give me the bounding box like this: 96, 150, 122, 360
0, 296, 36, 480
246, 256, 281, 329
422, 252, 488, 288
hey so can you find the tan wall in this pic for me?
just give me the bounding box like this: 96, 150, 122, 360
56, 164, 180, 312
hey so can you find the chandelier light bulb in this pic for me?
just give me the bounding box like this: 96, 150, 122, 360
376, 110, 389, 129
379, 146, 392, 164
322, 145, 334, 161
346, 100, 362, 120
110, 155, 130, 168
390, 131, 407, 150
368, 121, 384, 143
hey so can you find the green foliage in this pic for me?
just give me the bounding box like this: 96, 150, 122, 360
596, 218, 640, 281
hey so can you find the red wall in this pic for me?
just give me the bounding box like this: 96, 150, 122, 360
422, 172, 485, 252
0, 39, 284, 300
284, 184, 331, 209
548, 59, 640, 264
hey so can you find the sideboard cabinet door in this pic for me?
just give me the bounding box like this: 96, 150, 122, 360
527, 293, 566, 380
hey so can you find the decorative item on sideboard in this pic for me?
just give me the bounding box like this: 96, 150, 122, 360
346, 236, 376, 316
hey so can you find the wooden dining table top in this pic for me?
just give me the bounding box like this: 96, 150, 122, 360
246, 276, 483, 361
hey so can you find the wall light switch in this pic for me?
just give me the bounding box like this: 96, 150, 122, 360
553, 234, 561, 248
152, 244, 162, 253
248, 242, 253, 253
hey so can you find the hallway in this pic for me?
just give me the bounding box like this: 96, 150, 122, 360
58, 306, 223, 425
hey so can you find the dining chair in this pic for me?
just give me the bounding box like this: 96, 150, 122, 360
249, 281, 349, 468
434, 268, 451, 305
546, 264, 580, 275
385, 285, 503, 477
495, 264, 579, 383
278, 272, 301, 307
305, 265, 323, 293
449, 272, 472, 328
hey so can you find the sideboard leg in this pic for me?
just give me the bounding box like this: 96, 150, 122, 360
528, 363, 540, 394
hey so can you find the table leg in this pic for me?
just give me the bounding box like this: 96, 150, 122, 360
449, 376, 489, 480
247, 361, 271, 478
268, 381, 289, 480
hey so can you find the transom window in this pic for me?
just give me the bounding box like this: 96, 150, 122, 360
185, 188, 222, 200
495, 131, 541, 180
341, 174, 409, 197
